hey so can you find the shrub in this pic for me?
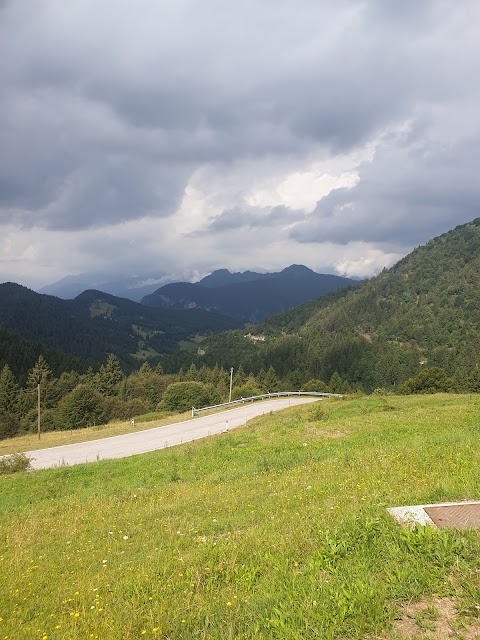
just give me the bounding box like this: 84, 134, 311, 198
0, 452, 32, 474
58, 384, 108, 429
231, 384, 261, 400
122, 398, 150, 419
159, 381, 215, 412
372, 387, 388, 396
103, 397, 151, 422
399, 367, 457, 394
301, 379, 330, 393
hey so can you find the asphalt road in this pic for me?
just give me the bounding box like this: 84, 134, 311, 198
24, 397, 318, 470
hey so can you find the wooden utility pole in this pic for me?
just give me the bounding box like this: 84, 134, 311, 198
37, 383, 41, 440
229, 367, 234, 403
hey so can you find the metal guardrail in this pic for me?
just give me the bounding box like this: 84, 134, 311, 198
191, 391, 343, 416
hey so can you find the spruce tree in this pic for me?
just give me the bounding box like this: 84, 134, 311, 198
233, 365, 247, 387
329, 371, 344, 394
0, 364, 20, 415
97, 354, 124, 396
184, 364, 198, 381
27, 355, 51, 388
262, 366, 279, 393
139, 362, 153, 375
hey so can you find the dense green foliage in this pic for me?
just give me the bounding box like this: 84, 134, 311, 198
0, 328, 91, 384
57, 385, 108, 429
0, 354, 175, 437
159, 381, 216, 412
399, 367, 457, 394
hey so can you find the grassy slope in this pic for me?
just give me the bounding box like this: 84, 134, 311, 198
1, 395, 480, 639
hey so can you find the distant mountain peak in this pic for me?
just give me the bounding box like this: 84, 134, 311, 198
280, 265, 316, 277
198, 268, 269, 288
142, 265, 359, 322
282, 264, 312, 272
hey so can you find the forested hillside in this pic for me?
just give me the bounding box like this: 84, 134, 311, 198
193, 218, 480, 390
0, 329, 91, 384
0, 284, 240, 372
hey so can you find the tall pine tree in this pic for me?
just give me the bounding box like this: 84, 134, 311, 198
0, 364, 20, 415
97, 354, 124, 396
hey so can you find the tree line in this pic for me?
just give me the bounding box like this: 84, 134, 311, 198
2, 346, 471, 440
0, 354, 362, 439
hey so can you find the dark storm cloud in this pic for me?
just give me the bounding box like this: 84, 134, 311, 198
86, 5, 431, 154
0, 84, 193, 229
0, 0, 453, 229
291, 131, 480, 248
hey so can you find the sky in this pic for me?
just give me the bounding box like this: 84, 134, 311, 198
1, 0, 480, 291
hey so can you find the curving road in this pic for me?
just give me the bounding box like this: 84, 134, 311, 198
25, 397, 318, 470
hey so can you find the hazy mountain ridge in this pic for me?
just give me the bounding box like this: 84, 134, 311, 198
38, 272, 179, 301
197, 269, 274, 288
142, 265, 359, 322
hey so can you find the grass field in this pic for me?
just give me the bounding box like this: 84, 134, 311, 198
1, 394, 480, 639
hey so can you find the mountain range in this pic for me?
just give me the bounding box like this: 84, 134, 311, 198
0, 265, 358, 378
2, 217, 480, 391
142, 265, 358, 322
36, 267, 302, 301
194, 218, 480, 390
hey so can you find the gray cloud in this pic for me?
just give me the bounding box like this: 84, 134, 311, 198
291, 128, 480, 248
0, 1, 479, 287
203, 205, 303, 233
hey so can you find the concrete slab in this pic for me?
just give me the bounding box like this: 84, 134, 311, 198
388, 501, 480, 529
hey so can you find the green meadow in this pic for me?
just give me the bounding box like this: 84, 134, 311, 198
1, 395, 480, 639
